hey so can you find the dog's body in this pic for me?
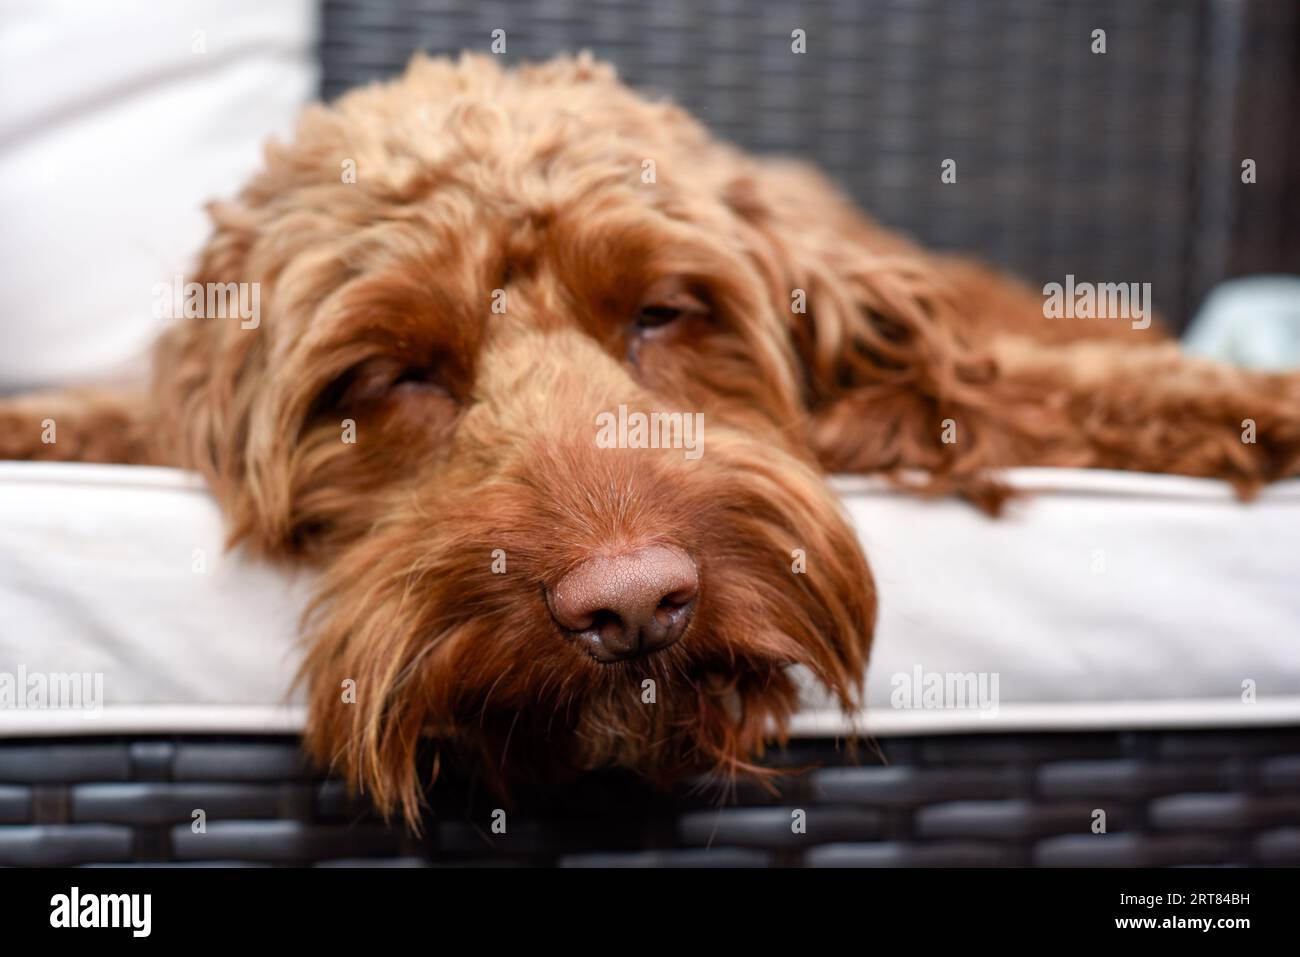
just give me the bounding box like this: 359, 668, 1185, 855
4, 54, 1299, 824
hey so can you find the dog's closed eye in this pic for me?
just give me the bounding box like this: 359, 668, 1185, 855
316, 357, 454, 414
389, 364, 451, 398
632, 279, 710, 336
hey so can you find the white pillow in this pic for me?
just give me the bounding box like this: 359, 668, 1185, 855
1183, 276, 1300, 371
0, 0, 318, 392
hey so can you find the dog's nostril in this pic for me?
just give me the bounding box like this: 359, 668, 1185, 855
654, 591, 692, 625
590, 609, 628, 647
547, 544, 698, 663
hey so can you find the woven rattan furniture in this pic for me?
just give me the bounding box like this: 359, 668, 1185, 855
4, 730, 1299, 866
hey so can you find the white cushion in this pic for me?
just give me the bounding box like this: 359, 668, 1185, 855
2, 462, 1298, 737
0, 0, 317, 392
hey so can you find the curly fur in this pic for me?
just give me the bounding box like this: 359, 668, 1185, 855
3, 53, 1299, 827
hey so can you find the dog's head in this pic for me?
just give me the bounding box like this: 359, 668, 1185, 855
155, 54, 887, 825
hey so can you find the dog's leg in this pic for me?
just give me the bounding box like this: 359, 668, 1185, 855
811, 334, 1300, 502
0, 389, 160, 465
990, 336, 1300, 494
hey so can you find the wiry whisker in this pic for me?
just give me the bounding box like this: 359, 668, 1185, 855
498, 709, 522, 776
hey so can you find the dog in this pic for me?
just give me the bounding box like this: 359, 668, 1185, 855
3, 53, 1299, 827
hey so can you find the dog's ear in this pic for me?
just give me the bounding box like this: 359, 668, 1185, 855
722, 161, 1030, 505
297, 527, 447, 831
723, 161, 986, 402
150, 106, 363, 556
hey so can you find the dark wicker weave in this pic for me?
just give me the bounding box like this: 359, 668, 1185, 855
3, 730, 1298, 866
319, 0, 1300, 332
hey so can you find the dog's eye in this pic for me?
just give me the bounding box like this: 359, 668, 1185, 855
632, 282, 709, 335
322, 359, 451, 409
389, 366, 449, 397
635, 305, 685, 329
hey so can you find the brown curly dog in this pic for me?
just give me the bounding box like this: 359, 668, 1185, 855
4, 53, 1299, 826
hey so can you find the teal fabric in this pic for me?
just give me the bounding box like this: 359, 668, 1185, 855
1183, 276, 1300, 369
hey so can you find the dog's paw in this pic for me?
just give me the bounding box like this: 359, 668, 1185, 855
0, 398, 53, 461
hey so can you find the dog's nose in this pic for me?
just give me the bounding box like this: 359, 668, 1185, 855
547, 544, 698, 662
